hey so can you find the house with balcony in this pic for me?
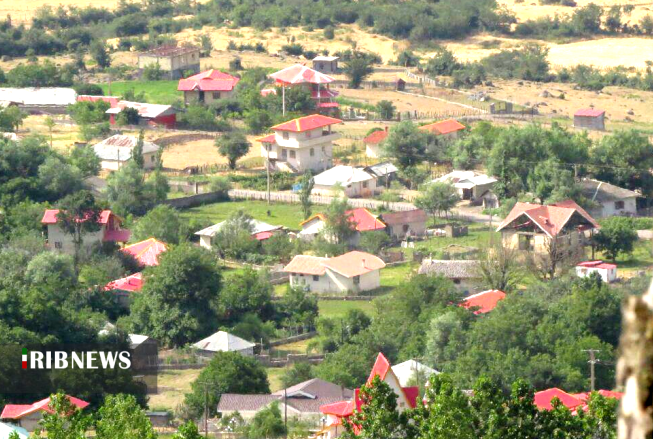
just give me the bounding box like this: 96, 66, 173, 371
41, 209, 130, 254
258, 114, 342, 173
496, 200, 599, 260
177, 69, 240, 105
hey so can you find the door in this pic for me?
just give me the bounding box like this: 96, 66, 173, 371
199, 91, 205, 103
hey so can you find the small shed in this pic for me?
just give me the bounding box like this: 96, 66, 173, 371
395, 78, 406, 91
312, 55, 339, 74
574, 108, 605, 131
575, 261, 617, 283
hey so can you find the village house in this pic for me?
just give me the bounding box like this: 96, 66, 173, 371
318, 353, 419, 439
574, 108, 605, 131
192, 331, 256, 358
138, 45, 201, 80
104, 272, 144, 307
379, 209, 427, 241
432, 170, 498, 203
195, 219, 284, 249
579, 178, 640, 218
121, 238, 168, 267
218, 379, 353, 424
129, 334, 159, 371
460, 289, 506, 314
267, 64, 339, 112
0, 396, 89, 432
0, 87, 77, 114
106, 101, 177, 128
417, 259, 482, 294
575, 260, 617, 283
284, 251, 385, 294
92, 135, 161, 170
391, 359, 439, 387
534, 388, 622, 412
258, 114, 342, 173
363, 127, 389, 159
312, 55, 340, 74
41, 209, 130, 254
365, 162, 398, 187
496, 200, 599, 260
312, 165, 379, 198
419, 119, 466, 139
177, 69, 240, 105
298, 208, 386, 243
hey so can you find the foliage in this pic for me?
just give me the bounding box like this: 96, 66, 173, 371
68, 100, 110, 125
247, 402, 287, 439
343, 52, 374, 88
593, 216, 638, 261
212, 210, 260, 260
90, 40, 111, 69
95, 394, 156, 439
25, 252, 76, 286
106, 162, 169, 217
142, 62, 164, 81
382, 121, 428, 170
184, 351, 270, 418
179, 105, 227, 131
375, 100, 395, 120
132, 130, 145, 169
320, 196, 356, 245
38, 156, 84, 200
216, 130, 251, 170
358, 231, 390, 254
277, 286, 319, 328
281, 362, 314, 388
219, 268, 275, 323
55, 190, 102, 265
128, 243, 222, 347
476, 244, 523, 293
172, 421, 203, 439
415, 182, 460, 222
132, 204, 186, 244
0, 106, 27, 132
299, 172, 314, 220
37, 392, 92, 439
69, 144, 101, 177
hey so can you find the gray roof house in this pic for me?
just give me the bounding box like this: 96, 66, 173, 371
193, 331, 256, 357
579, 178, 640, 218
92, 135, 161, 171
218, 379, 353, 423
418, 259, 481, 294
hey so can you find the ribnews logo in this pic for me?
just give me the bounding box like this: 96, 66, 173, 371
21, 348, 132, 370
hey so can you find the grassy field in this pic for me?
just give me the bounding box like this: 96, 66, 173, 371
99, 81, 181, 105
318, 299, 377, 318
179, 200, 321, 230
148, 368, 202, 412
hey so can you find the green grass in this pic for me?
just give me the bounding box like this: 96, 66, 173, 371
594, 240, 653, 272
318, 299, 376, 318
99, 80, 180, 105
267, 366, 287, 392
179, 200, 322, 230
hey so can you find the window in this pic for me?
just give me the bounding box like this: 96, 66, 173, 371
362, 182, 368, 189
353, 276, 360, 285
310, 148, 315, 157
282, 149, 287, 159
54, 242, 63, 249
313, 275, 319, 281
615, 200, 625, 210
212, 92, 221, 99
403, 224, 410, 233
151, 155, 155, 162
518, 234, 534, 251
453, 279, 461, 285
283, 132, 289, 140
290, 150, 296, 159
306, 131, 312, 138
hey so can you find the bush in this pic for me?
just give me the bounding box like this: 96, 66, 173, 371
281, 43, 304, 56
74, 83, 104, 96
142, 62, 164, 80
324, 26, 335, 39
229, 57, 243, 71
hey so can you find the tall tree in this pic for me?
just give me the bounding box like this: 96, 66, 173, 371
55, 190, 101, 267
299, 171, 314, 220
382, 121, 428, 170
414, 182, 460, 223
343, 53, 374, 88
216, 130, 251, 170
90, 40, 111, 69
476, 244, 523, 292
37, 393, 92, 439
132, 130, 145, 169
320, 196, 356, 245
95, 394, 156, 439
132, 204, 185, 244
593, 217, 638, 261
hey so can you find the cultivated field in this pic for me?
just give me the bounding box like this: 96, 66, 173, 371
498, 0, 653, 24
161, 135, 261, 170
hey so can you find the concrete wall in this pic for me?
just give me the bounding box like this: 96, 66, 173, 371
138, 50, 201, 79
595, 197, 637, 218
47, 224, 105, 254
15, 412, 44, 432
183, 90, 235, 105
289, 269, 380, 294
365, 143, 382, 158
501, 230, 585, 257
100, 151, 158, 171
574, 115, 605, 131
386, 220, 426, 240
576, 266, 617, 283
312, 179, 379, 198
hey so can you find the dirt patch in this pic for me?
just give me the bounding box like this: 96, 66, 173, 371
498, 0, 653, 24
338, 88, 466, 114
161, 135, 261, 170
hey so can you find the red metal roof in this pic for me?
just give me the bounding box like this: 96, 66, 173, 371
363, 128, 389, 145
42, 209, 113, 225
256, 133, 276, 143
77, 95, 121, 107
178, 69, 240, 92
271, 114, 342, 132
254, 231, 274, 241
104, 272, 144, 293
121, 238, 168, 267
348, 208, 386, 232
1, 396, 89, 419
577, 260, 617, 270
317, 102, 340, 108
496, 199, 599, 237
461, 290, 506, 314
419, 119, 466, 135
320, 400, 354, 417
573, 390, 623, 402
575, 108, 605, 117
269, 64, 335, 85
367, 352, 392, 383
534, 388, 584, 411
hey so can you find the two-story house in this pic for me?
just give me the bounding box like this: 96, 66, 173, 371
496, 200, 599, 260
41, 209, 130, 254
258, 114, 342, 173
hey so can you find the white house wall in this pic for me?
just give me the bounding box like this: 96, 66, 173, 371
47, 224, 105, 254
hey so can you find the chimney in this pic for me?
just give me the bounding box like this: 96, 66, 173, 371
361, 258, 366, 269
384, 126, 388, 132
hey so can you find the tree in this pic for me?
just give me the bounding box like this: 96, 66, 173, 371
184, 351, 270, 418
95, 394, 156, 439
415, 182, 460, 224
70, 144, 101, 177
425, 47, 461, 76
0, 105, 26, 131
342, 376, 407, 439
527, 159, 578, 204
172, 421, 203, 439
37, 393, 92, 439
216, 130, 251, 170
55, 190, 101, 266
382, 121, 428, 170
343, 53, 374, 88
280, 362, 314, 388
277, 286, 319, 328
376, 100, 395, 120
106, 162, 167, 217
132, 204, 185, 244
132, 130, 145, 169
143, 62, 163, 80
38, 156, 83, 199
320, 196, 356, 245
527, 235, 569, 280
593, 217, 638, 261
91, 40, 111, 69
476, 244, 523, 292
116, 107, 140, 125
213, 211, 259, 260
218, 268, 275, 323
248, 402, 287, 439
299, 171, 314, 220
25, 252, 76, 286
45, 116, 55, 147
129, 244, 222, 347
358, 230, 390, 254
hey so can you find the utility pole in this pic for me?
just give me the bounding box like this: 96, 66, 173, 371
284, 387, 288, 438
582, 349, 600, 391
196, 380, 212, 438
266, 144, 271, 205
